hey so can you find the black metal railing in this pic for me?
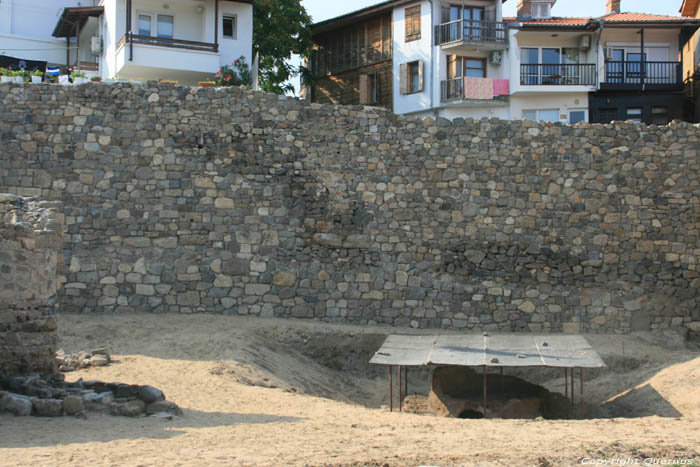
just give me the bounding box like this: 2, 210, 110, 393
520, 64, 596, 86
435, 20, 507, 46
604, 61, 681, 85
441, 78, 463, 101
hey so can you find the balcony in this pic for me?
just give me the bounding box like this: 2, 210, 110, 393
600, 61, 682, 91
440, 77, 509, 104
520, 64, 596, 86
435, 20, 507, 52
115, 33, 221, 83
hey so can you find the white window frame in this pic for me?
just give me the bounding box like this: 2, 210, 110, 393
522, 108, 560, 123
135, 11, 175, 39
222, 15, 237, 40
568, 109, 588, 124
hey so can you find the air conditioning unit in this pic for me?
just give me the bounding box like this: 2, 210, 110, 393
91, 36, 102, 55
490, 50, 503, 65
578, 34, 591, 51
605, 47, 614, 61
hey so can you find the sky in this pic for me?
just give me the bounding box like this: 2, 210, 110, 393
301, 0, 683, 23
288, 0, 685, 94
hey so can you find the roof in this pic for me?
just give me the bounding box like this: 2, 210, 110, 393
313, 0, 507, 33
52, 6, 104, 38
508, 11, 700, 30
680, 0, 700, 17
369, 334, 606, 369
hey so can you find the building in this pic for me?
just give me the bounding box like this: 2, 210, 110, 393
1, 0, 253, 85
308, 0, 700, 125
681, 0, 700, 121
0, 0, 86, 67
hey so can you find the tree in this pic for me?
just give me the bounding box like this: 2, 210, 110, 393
253, 0, 312, 95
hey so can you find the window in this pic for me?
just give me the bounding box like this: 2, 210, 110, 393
405, 6, 421, 42
651, 106, 669, 125
359, 74, 379, 105
531, 3, 550, 18
136, 13, 173, 38
138, 14, 152, 36
157, 14, 173, 38
400, 60, 423, 94
223, 15, 237, 39
521, 47, 582, 85
447, 56, 486, 79
626, 107, 642, 123
569, 110, 587, 124
522, 109, 560, 123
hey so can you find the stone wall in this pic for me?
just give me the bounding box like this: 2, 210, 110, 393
0, 194, 62, 376
0, 82, 699, 333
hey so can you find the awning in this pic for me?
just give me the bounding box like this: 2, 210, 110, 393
370, 334, 606, 369
52, 6, 104, 38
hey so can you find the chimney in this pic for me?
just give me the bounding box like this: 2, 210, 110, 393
517, 0, 532, 18
606, 0, 621, 14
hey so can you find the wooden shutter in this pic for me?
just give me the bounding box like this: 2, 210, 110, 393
417, 60, 424, 92
359, 75, 370, 104
400, 63, 408, 95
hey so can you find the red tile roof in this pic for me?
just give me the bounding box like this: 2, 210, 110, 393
504, 16, 590, 25
603, 12, 686, 22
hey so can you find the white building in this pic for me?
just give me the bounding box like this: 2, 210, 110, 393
2, 0, 253, 85
310, 0, 700, 124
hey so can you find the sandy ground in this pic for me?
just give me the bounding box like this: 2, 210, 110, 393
1, 313, 699, 467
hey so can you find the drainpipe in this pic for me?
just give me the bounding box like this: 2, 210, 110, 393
596, 20, 604, 91
428, 0, 435, 114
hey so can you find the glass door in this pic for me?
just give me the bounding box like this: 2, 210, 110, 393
626, 53, 646, 83
464, 7, 484, 41
607, 49, 624, 83
542, 48, 561, 85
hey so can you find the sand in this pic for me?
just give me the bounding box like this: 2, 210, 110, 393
1, 313, 699, 466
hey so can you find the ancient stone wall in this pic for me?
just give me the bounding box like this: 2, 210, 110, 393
1, 82, 699, 333
0, 194, 62, 376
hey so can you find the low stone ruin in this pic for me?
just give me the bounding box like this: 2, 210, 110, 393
0, 194, 179, 418
404, 366, 570, 419
0, 373, 181, 417
56, 348, 112, 372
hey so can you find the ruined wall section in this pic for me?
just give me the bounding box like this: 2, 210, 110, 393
0, 83, 698, 334
0, 194, 62, 376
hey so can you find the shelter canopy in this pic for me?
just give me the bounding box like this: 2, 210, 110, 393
369, 334, 606, 369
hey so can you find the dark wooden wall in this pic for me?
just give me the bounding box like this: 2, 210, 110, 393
311, 13, 392, 77
312, 62, 393, 109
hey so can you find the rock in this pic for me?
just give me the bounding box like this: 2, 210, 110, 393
312, 233, 342, 248
273, 272, 297, 287
113, 399, 146, 417
138, 385, 165, 403
63, 395, 84, 415
33, 398, 63, 417
1, 394, 33, 416
90, 354, 110, 366
518, 301, 536, 313
146, 400, 182, 416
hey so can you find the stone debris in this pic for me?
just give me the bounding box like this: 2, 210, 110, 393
56, 348, 113, 372
0, 373, 181, 418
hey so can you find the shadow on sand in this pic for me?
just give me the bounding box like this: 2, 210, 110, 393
0, 409, 305, 448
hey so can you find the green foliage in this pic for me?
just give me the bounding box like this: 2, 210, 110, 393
216, 56, 251, 87
253, 0, 312, 94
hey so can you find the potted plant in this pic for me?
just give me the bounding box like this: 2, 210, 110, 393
12, 70, 25, 84
198, 81, 216, 88
215, 56, 252, 88
31, 70, 43, 83
159, 79, 178, 86
90, 76, 102, 82
0, 68, 11, 84
70, 70, 87, 84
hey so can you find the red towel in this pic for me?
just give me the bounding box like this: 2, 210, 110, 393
492, 79, 510, 96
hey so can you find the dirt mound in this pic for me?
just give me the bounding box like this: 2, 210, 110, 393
601, 357, 700, 419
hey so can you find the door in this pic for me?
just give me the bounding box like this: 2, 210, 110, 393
463, 7, 484, 41
607, 49, 624, 83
